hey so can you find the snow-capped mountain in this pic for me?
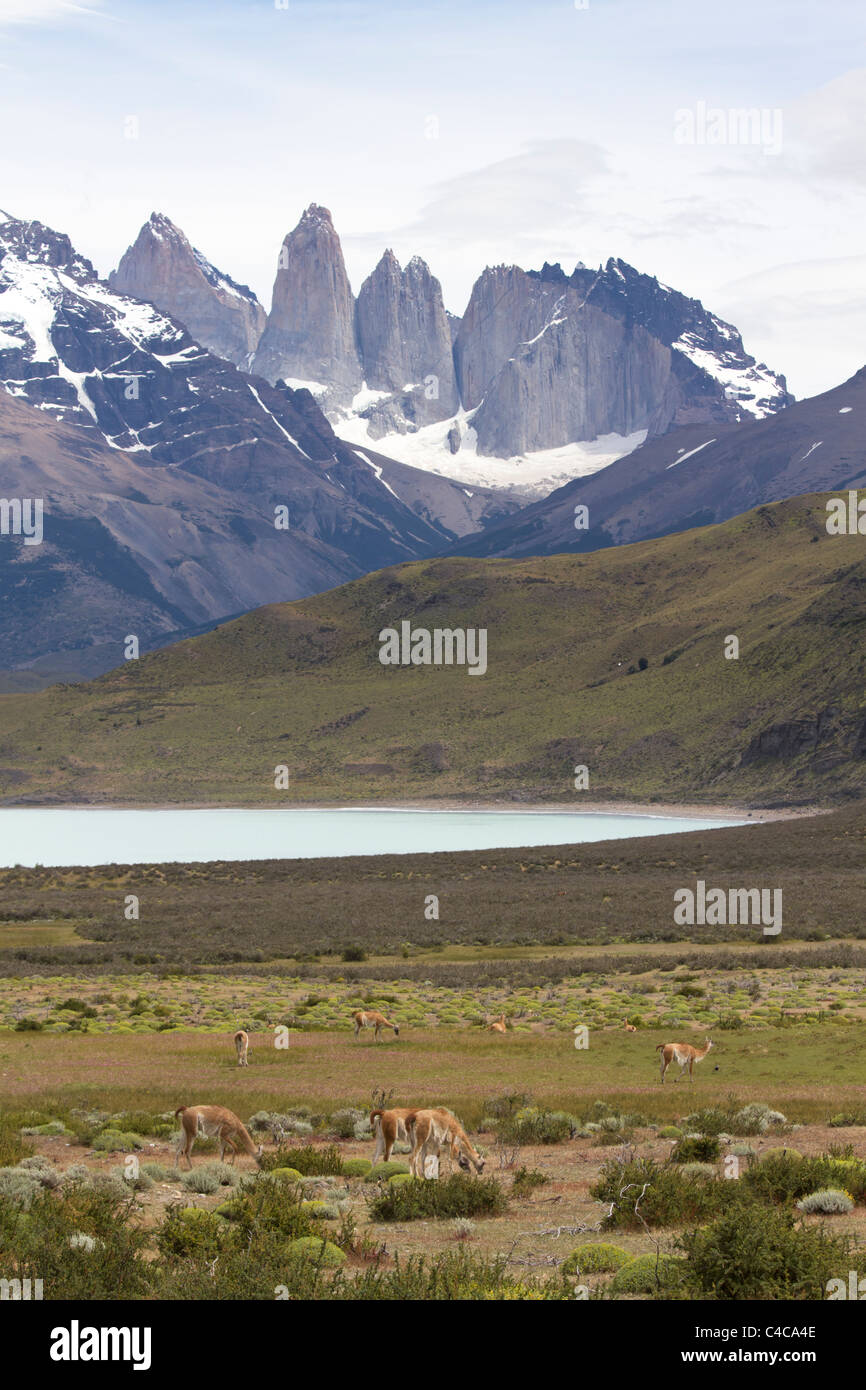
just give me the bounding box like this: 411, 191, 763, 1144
109, 212, 266, 369
107, 205, 793, 498
0, 210, 516, 675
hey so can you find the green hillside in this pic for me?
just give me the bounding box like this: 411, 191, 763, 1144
1, 492, 865, 807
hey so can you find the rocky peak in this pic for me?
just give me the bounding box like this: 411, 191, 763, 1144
108, 213, 265, 368
355, 249, 458, 427
251, 203, 362, 399
0, 213, 94, 279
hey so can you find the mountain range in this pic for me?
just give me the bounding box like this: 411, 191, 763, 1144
452, 366, 866, 559
0, 210, 511, 677
110, 205, 792, 482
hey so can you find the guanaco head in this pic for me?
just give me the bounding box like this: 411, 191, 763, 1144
393, 1024, 400, 1037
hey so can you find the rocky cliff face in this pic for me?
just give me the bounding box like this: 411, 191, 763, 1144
251, 204, 361, 402
109, 213, 265, 367
355, 250, 459, 433
454, 259, 793, 456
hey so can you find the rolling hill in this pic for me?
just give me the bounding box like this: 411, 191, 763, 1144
1, 491, 864, 808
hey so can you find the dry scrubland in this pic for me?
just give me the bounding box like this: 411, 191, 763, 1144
2, 804, 866, 1297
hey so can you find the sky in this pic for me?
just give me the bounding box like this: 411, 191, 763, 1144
0, 0, 865, 398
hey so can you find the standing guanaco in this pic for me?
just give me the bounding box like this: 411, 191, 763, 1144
352, 1010, 400, 1042
656, 1038, 713, 1083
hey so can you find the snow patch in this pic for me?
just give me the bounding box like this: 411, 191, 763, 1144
665, 439, 717, 469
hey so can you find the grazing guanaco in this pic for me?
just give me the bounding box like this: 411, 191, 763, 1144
406, 1108, 485, 1178
352, 1009, 399, 1042
234, 1029, 250, 1066
488, 1014, 507, 1034
174, 1105, 263, 1169
656, 1038, 714, 1084
369, 1108, 418, 1163
624, 1022, 637, 1033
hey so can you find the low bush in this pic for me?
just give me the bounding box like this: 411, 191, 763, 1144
365, 1160, 410, 1182
796, 1189, 855, 1215
341, 1158, 373, 1178
592, 1157, 729, 1229
511, 1167, 550, 1197
610, 1252, 686, 1294
367, 1173, 507, 1222
672, 1136, 720, 1164
678, 1200, 856, 1299
260, 1144, 343, 1177
285, 1236, 346, 1267
561, 1243, 631, 1275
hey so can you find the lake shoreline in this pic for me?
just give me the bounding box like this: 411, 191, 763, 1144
0, 797, 817, 822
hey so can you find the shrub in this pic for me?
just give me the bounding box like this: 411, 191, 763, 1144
511, 1166, 550, 1197
610, 1253, 686, 1294
156, 1207, 228, 1259
682, 1108, 730, 1137
285, 1236, 346, 1267
0, 1167, 42, 1210
330, 1108, 365, 1139
365, 1160, 410, 1182
341, 945, 367, 962
592, 1157, 729, 1229
181, 1169, 220, 1194
561, 1243, 631, 1275
91, 1129, 144, 1153
732, 1103, 787, 1136
453, 1218, 476, 1240
367, 1173, 507, 1222
141, 1162, 173, 1182
498, 1107, 574, 1145
679, 1200, 855, 1299
388, 1173, 414, 1187
269, 1167, 304, 1184
341, 1158, 373, 1178
680, 1163, 718, 1182
260, 1145, 343, 1176
796, 1189, 855, 1215
301, 1199, 341, 1220
672, 1136, 720, 1164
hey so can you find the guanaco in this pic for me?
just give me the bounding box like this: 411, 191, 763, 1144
488, 1014, 507, 1034
406, 1108, 485, 1178
352, 1010, 399, 1042
234, 1029, 250, 1066
174, 1105, 263, 1169
369, 1108, 418, 1163
656, 1038, 713, 1083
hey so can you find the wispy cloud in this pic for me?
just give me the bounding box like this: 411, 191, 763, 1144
0, 1, 104, 27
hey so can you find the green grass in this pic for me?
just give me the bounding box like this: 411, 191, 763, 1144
1, 1020, 864, 1127
0, 493, 864, 806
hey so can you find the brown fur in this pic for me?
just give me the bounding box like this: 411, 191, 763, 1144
234, 1029, 250, 1066
353, 1010, 399, 1042
369, 1107, 418, 1163
624, 1022, 637, 1033
656, 1038, 713, 1083
488, 1014, 507, 1033
406, 1108, 485, 1178
174, 1104, 263, 1169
